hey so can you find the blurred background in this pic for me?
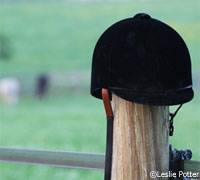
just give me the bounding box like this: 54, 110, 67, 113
0, 0, 199, 179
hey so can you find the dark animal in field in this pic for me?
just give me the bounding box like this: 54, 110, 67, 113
36, 74, 49, 99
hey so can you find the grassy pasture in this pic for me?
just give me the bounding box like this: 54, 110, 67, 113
0, 1, 200, 179
0, 0, 200, 75
0, 94, 106, 179
0, 93, 200, 180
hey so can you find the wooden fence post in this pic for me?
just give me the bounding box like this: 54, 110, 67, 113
111, 93, 169, 180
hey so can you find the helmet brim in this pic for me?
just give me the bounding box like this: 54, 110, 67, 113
110, 87, 194, 106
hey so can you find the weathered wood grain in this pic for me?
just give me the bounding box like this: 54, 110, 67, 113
111, 94, 169, 180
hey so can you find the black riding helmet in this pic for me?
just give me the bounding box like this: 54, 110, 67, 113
91, 13, 194, 106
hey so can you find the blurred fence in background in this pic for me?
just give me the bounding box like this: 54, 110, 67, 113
0, 70, 90, 96
49, 70, 90, 94
0, 70, 199, 97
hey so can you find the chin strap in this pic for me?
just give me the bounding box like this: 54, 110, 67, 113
169, 104, 183, 136
102, 88, 114, 180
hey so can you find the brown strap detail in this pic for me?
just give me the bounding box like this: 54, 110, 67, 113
102, 88, 113, 117
102, 88, 114, 180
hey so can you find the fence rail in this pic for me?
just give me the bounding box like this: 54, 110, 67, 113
0, 147, 104, 170
0, 147, 199, 179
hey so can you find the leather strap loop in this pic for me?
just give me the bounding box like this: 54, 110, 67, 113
102, 88, 113, 117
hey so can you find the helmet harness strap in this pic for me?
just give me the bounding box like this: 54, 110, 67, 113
102, 88, 113, 180
169, 104, 183, 136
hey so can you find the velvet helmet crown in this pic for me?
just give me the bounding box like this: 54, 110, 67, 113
91, 13, 193, 105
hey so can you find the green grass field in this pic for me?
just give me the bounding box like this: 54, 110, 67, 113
0, 93, 200, 180
0, 1, 200, 179
0, 0, 200, 75
0, 94, 106, 179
